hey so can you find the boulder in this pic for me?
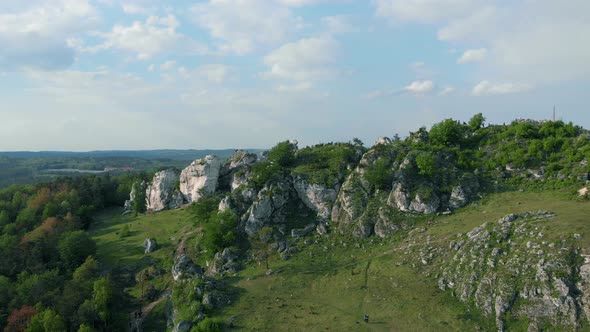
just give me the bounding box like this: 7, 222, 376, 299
146, 170, 183, 212
208, 248, 239, 276
331, 173, 368, 225
231, 170, 251, 191
143, 238, 158, 254
388, 182, 410, 211
579, 187, 589, 198
180, 155, 222, 203
409, 191, 440, 214
292, 174, 338, 221
171, 255, 203, 281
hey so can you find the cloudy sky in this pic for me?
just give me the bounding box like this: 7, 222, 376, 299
0, 0, 588, 151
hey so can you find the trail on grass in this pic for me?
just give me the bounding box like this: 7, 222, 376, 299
130, 289, 170, 332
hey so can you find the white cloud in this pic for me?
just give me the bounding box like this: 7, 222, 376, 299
439, 86, 456, 96
263, 37, 339, 83
457, 48, 487, 64
160, 60, 176, 71
198, 64, 233, 83
374, 0, 480, 24
0, 0, 98, 70
121, 3, 151, 15
191, 0, 304, 55
322, 15, 355, 35
148, 64, 155, 72
404, 80, 434, 95
471, 80, 531, 96
277, 82, 313, 92
93, 15, 208, 59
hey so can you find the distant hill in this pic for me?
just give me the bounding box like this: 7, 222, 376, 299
0, 149, 264, 161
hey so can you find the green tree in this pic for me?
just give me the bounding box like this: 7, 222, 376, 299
73, 256, 99, 285
416, 152, 436, 176
429, 119, 466, 146
468, 113, 486, 131
25, 309, 65, 332
92, 277, 113, 327
200, 210, 238, 257
58, 231, 96, 268
131, 182, 146, 215
77, 324, 95, 332
364, 158, 392, 190
267, 141, 296, 167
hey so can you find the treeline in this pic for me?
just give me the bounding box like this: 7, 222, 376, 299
0, 173, 149, 331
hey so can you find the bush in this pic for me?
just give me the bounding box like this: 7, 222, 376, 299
58, 231, 96, 268
364, 158, 392, 190
192, 317, 222, 332
200, 210, 238, 257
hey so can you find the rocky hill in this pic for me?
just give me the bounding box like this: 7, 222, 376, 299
123, 115, 590, 331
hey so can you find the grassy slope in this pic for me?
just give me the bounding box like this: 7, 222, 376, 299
88, 190, 590, 331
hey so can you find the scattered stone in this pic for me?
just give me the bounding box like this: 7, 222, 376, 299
143, 238, 158, 254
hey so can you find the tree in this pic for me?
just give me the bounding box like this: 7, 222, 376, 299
25, 309, 65, 332
416, 152, 437, 176
429, 119, 466, 146
267, 141, 296, 167
5, 306, 36, 332
364, 158, 392, 190
77, 324, 94, 332
351, 138, 364, 147
131, 182, 146, 215
92, 277, 113, 327
468, 113, 486, 131
250, 227, 274, 269
58, 231, 96, 268
73, 256, 99, 285
200, 210, 238, 257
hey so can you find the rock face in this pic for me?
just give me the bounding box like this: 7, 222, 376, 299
143, 238, 158, 254
146, 170, 183, 212
208, 248, 239, 276
180, 155, 221, 203
292, 174, 339, 221
436, 211, 589, 331
223, 150, 258, 174
218, 196, 232, 212
291, 224, 316, 238
123, 181, 146, 214
244, 180, 292, 235
409, 191, 440, 214
171, 255, 203, 281
388, 182, 410, 211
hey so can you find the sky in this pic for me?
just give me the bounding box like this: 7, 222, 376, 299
0, 0, 589, 151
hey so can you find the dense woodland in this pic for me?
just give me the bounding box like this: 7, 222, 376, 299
1, 116, 590, 331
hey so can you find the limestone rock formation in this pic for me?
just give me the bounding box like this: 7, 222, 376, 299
171, 255, 203, 281
180, 155, 221, 203
388, 182, 410, 211
243, 180, 292, 235
409, 191, 440, 214
208, 248, 239, 276
123, 181, 146, 214
436, 211, 587, 331
292, 174, 338, 221
143, 238, 158, 254
146, 170, 183, 212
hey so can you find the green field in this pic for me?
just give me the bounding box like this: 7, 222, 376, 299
88, 189, 590, 331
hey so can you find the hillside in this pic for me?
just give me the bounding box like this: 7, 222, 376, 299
1, 115, 590, 332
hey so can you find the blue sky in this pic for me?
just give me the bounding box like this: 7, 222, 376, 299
0, 0, 588, 151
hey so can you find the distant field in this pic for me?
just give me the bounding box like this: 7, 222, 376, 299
0, 149, 263, 188
87, 190, 590, 331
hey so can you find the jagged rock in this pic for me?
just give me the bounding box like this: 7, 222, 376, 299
231, 170, 251, 191
171, 255, 203, 281
374, 136, 392, 146
292, 174, 338, 221
244, 180, 292, 235
208, 248, 239, 276
202, 292, 230, 309
577, 254, 590, 320
143, 238, 158, 254
146, 170, 183, 212
409, 191, 440, 214
374, 208, 400, 238
388, 182, 410, 211
331, 173, 368, 224
291, 224, 316, 238
180, 155, 222, 203
316, 222, 328, 235
172, 320, 191, 332
222, 150, 258, 175
218, 196, 232, 212
436, 211, 584, 331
